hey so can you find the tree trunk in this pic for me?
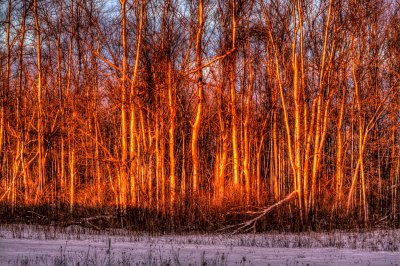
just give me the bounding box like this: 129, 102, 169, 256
191, 0, 204, 194
34, 0, 45, 198
120, 0, 128, 210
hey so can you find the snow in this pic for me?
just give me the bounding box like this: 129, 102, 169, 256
1, 225, 400, 265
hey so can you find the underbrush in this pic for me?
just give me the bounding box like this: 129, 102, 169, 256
1, 200, 397, 234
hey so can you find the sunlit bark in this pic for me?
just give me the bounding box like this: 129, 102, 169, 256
0, 0, 11, 198
230, 0, 239, 191
129, 0, 145, 207
243, 33, 253, 204
34, 0, 45, 198
191, 0, 204, 194
168, 62, 176, 210
120, 0, 128, 210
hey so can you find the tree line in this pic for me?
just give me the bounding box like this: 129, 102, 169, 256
0, 0, 399, 230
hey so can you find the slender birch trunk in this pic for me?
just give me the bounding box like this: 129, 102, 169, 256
168, 62, 176, 211
230, 0, 239, 190
130, 0, 145, 207
69, 141, 75, 213
336, 88, 346, 204
120, 0, 128, 210
310, 0, 333, 218
0, 0, 11, 194
191, 0, 204, 194
34, 0, 45, 198
214, 74, 227, 203
243, 37, 253, 204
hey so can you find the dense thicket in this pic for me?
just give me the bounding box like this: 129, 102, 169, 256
0, 0, 399, 231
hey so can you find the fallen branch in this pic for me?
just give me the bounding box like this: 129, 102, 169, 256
218, 190, 298, 234
26, 211, 48, 221
63, 215, 117, 231
81, 215, 116, 222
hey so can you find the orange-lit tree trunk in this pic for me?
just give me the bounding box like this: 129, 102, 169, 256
55, 0, 64, 206
272, 111, 279, 201
119, 0, 128, 210
230, 0, 239, 191
347, 55, 368, 226
214, 76, 228, 204
191, 0, 204, 194
390, 101, 398, 220
129, 0, 145, 207
0, 0, 11, 201
69, 140, 75, 213
18, 2, 28, 203
292, 6, 303, 221
309, 0, 333, 219
65, 0, 74, 208
243, 34, 253, 204
168, 62, 176, 211
335, 88, 346, 205
33, 0, 45, 200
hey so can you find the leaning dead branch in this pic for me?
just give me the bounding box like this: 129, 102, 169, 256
218, 191, 299, 234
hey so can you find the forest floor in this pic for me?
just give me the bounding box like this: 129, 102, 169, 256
1, 224, 400, 265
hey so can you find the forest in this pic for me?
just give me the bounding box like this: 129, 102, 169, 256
0, 0, 399, 232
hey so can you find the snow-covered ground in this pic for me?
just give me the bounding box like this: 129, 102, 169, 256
1, 224, 400, 265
